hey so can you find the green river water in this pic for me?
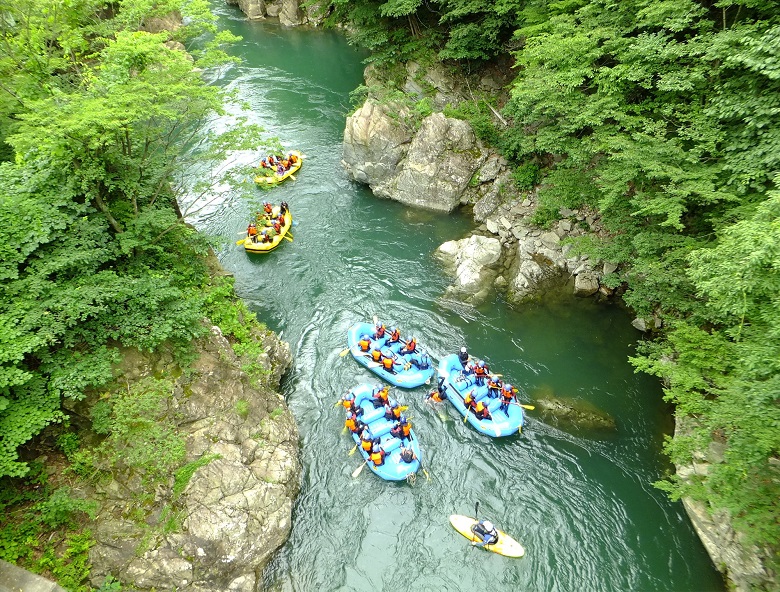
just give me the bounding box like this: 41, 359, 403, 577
183, 6, 726, 591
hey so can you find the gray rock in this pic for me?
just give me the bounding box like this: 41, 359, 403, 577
87, 327, 300, 592
574, 271, 599, 297
436, 235, 502, 305
535, 397, 617, 432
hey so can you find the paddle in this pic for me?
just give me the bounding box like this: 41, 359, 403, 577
352, 460, 368, 478
289, 174, 296, 181
348, 443, 358, 455
236, 239, 245, 245
470, 501, 480, 547
283, 235, 293, 242
512, 402, 535, 410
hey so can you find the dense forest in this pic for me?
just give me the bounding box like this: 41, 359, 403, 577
320, 0, 780, 563
0, 0, 276, 587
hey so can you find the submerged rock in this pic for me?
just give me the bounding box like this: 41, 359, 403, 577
534, 395, 617, 433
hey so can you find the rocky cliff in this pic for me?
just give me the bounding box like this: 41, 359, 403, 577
81, 322, 300, 592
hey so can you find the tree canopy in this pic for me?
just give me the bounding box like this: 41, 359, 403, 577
0, 0, 266, 477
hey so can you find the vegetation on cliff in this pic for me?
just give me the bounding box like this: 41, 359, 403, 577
0, 0, 274, 587
323, 0, 780, 558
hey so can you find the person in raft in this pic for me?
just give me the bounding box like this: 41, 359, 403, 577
369, 444, 386, 467
371, 385, 390, 409
247, 222, 258, 243
380, 350, 397, 374
399, 446, 417, 464
387, 326, 401, 344
471, 520, 499, 547
458, 346, 470, 367
384, 401, 402, 421
344, 410, 365, 435
499, 383, 519, 414
399, 336, 417, 355
357, 334, 371, 353
373, 322, 386, 340
474, 399, 493, 421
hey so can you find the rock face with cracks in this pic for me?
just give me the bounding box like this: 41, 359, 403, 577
86, 325, 300, 592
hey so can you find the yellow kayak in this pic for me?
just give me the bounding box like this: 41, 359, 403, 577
449, 515, 525, 558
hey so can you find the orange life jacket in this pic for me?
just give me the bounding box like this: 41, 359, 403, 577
432, 391, 444, 402
375, 387, 389, 403
361, 438, 372, 452
264, 203, 273, 214
371, 350, 382, 362
341, 398, 353, 409
370, 450, 385, 465
375, 325, 385, 338
464, 392, 475, 408
404, 338, 416, 352
345, 416, 356, 431
382, 357, 394, 371
389, 329, 400, 342
247, 225, 257, 236
475, 365, 488, 377
401, 421, 411, 437
358, 339, 370, 352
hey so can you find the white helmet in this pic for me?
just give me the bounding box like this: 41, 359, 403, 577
460, 347, 467, 353
483, 520, 494, 531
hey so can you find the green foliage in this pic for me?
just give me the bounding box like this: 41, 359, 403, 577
0, 0, 267, 479
56, 433, 81, 459
443, 100, 501, 147
39, 487, 97, 529
172, 453, 221, 500
235, 400, 250, 421
101, 378, 186, 482
91, 400, 114, 435
0, 473, 96, 590
512, 162, 540, 191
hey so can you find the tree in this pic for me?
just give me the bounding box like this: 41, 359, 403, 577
0, 0, 269, 477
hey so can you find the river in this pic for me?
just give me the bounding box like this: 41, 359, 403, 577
183, 5, 725, 591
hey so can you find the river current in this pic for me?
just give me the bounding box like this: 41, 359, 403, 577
183, 6, 725, 591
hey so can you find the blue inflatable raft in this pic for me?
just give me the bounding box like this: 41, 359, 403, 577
346, 322, 435, 388
343, 383, 422, 481
437, 354, 524, 437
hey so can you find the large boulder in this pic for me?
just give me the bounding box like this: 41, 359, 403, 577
87, 326, 300, 592
342, 100, 412, 187
343, 101, 486, 212
435, 234, 503, 305
374, 113, 484, 212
